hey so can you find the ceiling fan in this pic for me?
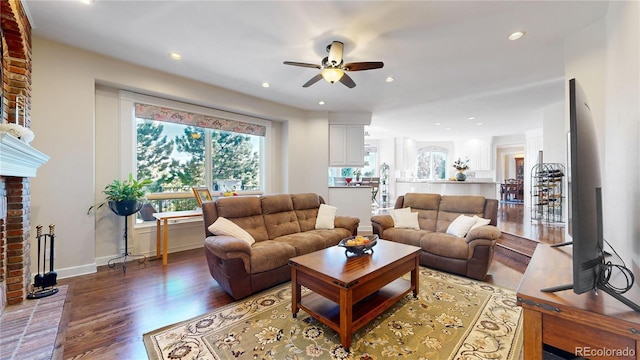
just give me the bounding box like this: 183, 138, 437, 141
283, 41, 384, 88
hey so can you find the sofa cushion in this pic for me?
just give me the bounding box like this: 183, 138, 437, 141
394, 210, 420, 229
382, 228, 424, 248
446, 214, 477, 237
390, 207, 411, 226
436, 195, 486, 233
402, 193, 440, 231
306, 228, 353, 248
208, 217, 256, 245
262, 194, 302, 239
470, 215, 491, 231
292, 193, 321, 232
216, 197, 269, 241
250, 240, 298, 274
420, 232, 470, 260
315, 204, 337, 229
274, 232, 328, 255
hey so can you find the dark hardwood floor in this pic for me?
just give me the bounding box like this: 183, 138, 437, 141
496, 203, 565, 245
54, 203, 560, 359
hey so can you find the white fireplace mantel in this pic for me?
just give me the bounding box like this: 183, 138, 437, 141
0, 133, 50, 177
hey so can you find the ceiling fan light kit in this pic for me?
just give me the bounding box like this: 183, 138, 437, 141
284, 40, 384, 88
321, 68, 344, 83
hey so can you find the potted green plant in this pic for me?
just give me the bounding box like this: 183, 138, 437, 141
88, 174, 152, 216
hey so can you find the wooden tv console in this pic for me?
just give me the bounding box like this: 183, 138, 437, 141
517, 244, 640, 359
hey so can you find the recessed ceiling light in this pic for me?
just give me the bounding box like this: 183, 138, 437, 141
79, 0, 93, 4
435, 122, 441, 126
169, 52, 182, 61
508, 31, 525, 41
445, 127, 451, 130
476, 122, 484, 126
468, 117, 475, 120
318, 101, 325, 105
261, 82, 270, 88
385, 76, 395, 83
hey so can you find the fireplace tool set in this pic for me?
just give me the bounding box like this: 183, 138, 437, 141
27, 224, 59, 299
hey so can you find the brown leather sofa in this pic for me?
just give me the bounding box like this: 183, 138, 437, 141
202, 193, 359, 300
371, 193, 500, 280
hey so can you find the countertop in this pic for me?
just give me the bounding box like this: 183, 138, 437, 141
328, 185, 372, 188
395, 180, 496, 184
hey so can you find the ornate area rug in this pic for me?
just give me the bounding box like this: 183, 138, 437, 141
143, 268, 523, 360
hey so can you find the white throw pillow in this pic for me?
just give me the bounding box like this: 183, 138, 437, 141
315, 204, 337, 229
208, 217, 256, 245
394, 210, 420, 229
390, 207, 412, 227
469, 215, 491, 231
446, 214, 477, 237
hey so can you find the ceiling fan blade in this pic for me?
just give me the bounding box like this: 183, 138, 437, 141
343, 61, 384, 71
302, 73, 324, 87
339, 73, 356, 88
327, 41, 344, 66
283, 61, 321, 69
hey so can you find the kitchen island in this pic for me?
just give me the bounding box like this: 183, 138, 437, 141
396, 180, 498, 199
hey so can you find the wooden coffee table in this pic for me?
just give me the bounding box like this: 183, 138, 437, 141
288, 239, 420, 349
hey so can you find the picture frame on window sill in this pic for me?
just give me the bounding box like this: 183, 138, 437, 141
192, 187, 213, 207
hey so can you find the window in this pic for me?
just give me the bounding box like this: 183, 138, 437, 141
417, 146, 448, 180
134, 101, 266, 214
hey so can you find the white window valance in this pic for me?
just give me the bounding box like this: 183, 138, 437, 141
134, 103, 266, 137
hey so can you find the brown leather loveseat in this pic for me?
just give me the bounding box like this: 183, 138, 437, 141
202, 193, 359, 299
371, 193, 500, 280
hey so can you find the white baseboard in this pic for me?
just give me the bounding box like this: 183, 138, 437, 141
55, 262, 98, 280
95, 243, 204, 267
55, 244, 204, 279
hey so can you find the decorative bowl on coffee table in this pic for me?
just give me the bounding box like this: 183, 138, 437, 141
338, 234, 378, 257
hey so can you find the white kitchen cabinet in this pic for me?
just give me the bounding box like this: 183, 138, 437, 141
457, 138, 491, 171
329, 124, 364, 167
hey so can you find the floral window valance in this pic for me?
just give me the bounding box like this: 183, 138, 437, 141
135, 103, 266, 137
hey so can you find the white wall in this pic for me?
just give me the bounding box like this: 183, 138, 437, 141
602, 1, 639, 272
565, 1, 639, 271
542, 102, 566, 164
288, 111, 330, 199
30, 37, 326, 277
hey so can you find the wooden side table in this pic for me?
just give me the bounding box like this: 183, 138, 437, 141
516, 244, 640, 359
152, 210, 202, 265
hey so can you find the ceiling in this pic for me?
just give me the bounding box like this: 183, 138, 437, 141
23, 0, 608, 141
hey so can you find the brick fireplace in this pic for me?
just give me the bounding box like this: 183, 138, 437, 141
0, 0, 49, 314
0, 176, 32, 311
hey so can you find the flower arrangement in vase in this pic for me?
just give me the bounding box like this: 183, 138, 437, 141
452, 158, 469, 181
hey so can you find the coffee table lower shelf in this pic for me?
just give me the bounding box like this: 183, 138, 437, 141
297, 278, 412, 340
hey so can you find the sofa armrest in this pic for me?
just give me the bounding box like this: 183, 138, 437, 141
465, 225, 500, 262
204, 235, 252, 259
465, 225, 501, 243
371, 214, 394, 237
335, 216, 360, 236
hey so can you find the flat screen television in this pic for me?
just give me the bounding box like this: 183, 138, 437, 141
543, 78, 639, 312
567, 78, 604, 294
